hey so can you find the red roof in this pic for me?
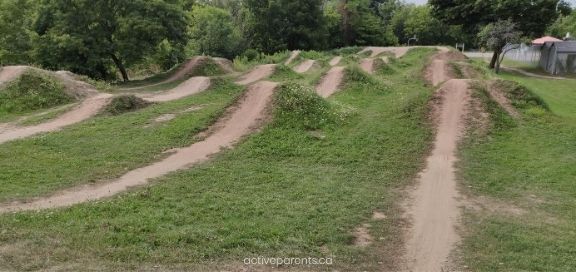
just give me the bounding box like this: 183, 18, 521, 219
532, 36, 562, 45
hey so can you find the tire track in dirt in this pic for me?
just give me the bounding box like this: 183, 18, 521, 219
329, 56, 342, 66
138, 76, 211, 102
404, 49, 471, 271
0, 81, 278, 212
0, 93, 113, 145
316, 66, 345, 98
236, 64, 276, 86
293, 59, 316, 74
284, 50, 301, 65
359, 46, 411, 58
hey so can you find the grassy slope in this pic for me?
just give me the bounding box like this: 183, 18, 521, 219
0, 80, 242, 202
0, 49, 436, 271
458, 71, 576, 271
0, 72, 74, 123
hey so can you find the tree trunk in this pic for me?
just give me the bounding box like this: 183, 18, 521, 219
489, 50, 500, 69
110, 53, 129, 82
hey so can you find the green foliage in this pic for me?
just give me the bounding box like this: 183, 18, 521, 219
0, 0, 38, 65
187, 5, 244, 59
478, 20, 522, 51
103, 95, 151, 115
0, 71, 73, 115
391, 5, 463, 45
341, 0, 398, 46
548, 11, 576, 39
275, 83, 344, 130
243, 0, 328, 53
34, 0, 188, 81
233, 50, 290, 71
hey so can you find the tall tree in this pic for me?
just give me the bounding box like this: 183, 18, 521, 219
429, 0, 571, 39
478, 20, 522, 71
35, 0, 188, 81
243, 0, 327, 53
0, 0, 38, 65
338, 0, 397, 46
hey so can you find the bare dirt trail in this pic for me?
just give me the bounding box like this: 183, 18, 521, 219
0, 81, 278, 213
329, 56, 342, 66
359, 46, 411, 58
0, 66, 28, 86
360, 58, 375, 74
404, 49, 471, 271
315, 66, 345, 98
138, 76, 211, 102
284, 50, 301, 65
0, 93, 113, 145
293, 60, 316, 74
426, 50, 467, 87
119, 57, 210, 91
235, 64, 276, 85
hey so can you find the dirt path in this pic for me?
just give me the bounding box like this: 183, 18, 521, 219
405, 79, 470, 272
0, 81, 277, 212
360, 47, 411, 58
0, 93, 113, 145
0, 66, 27, 86
316, 66, 345, 98
236, 64, 276, 85
329, 56, 342, 66
293, 60, 316, 74
119, 57, 208, 91
502, 66, 567, 80
426, 50, 467, 87
284, 50, 301, 65
404, 49, 471, 271
360, 58, 375, 74
139, 77, 211, 102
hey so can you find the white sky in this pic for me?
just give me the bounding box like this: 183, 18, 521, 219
404, 0, 576, 6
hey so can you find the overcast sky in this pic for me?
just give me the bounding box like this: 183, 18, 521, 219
404, 0, 576, 6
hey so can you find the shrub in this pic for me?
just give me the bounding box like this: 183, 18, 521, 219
104, 95, 151, 115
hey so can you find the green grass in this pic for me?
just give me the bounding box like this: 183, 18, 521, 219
0, 80, 243, 202
498, 71, 576, 119
233, 50, 291, 72
458, 75, 576, 271
0, 71, 74, 122
0, 49, 436, 271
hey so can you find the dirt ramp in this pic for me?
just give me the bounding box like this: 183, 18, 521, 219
360, 47, 411, 58
316, 66, 345, 98
236, 64, 276, 85
140, 77, 211, 102
285, 50, 301, 65
0, 81, 277, 212
212, 57, 235, 73
0, 93, 113, 145
426, 50, 468, 86
405, 79, 471, 272
329, 56, 342, 66
0, 66, 28, 86
360, 58, 375, 74
54, 71, 100, 99
293, 60, 317, 73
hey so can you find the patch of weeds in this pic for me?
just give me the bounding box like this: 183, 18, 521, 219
103, 95, 152, 115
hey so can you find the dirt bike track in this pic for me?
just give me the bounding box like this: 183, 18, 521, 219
138, 76, 211, 102
360, 58, 375, 74
236, 64, 276, 85
293, 59, 316, 73
404, 49, 470, 272
0, 81, 278, 213
329, 56, 342, 66
316, 66, 345, 98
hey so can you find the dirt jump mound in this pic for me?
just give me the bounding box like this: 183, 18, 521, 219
236, 64, 276, 85
316, 66, 345, 98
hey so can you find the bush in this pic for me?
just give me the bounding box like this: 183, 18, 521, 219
0, 71, 73, 114
242, 49, 260, 61
104, 95, 151, 115
276, 83, 347, 130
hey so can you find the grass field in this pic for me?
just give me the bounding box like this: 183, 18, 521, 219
0, 49, 437, 271
457, 67, 576, 271
0, 80, 242, 202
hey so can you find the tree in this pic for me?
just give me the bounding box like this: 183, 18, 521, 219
430, 0, 571, 40
390, 5, 463, 45
0, 0, 38, 65
243, 0, 327, 53
478, 20, 522, 72
548, 9, 576, 39
187, 5, 244, 59
338, 0, 397, 46
34, 0, 188, 81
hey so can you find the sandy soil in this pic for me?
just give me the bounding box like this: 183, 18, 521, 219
329, 56, 342, 66
0, 66, 28, 86
235, 64, 276, 86
0, 93, 113, 145
284, 50, 301, 65
426, 50, 467, 87
293, 59, 316, 73
0, 81, 277, 212
360, 58, 375, 74
54, 71, 100, 99
212, 57, 235, 73
139, 77, 211, 102
315, 66, 345, 98
404, 79, 470, 272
